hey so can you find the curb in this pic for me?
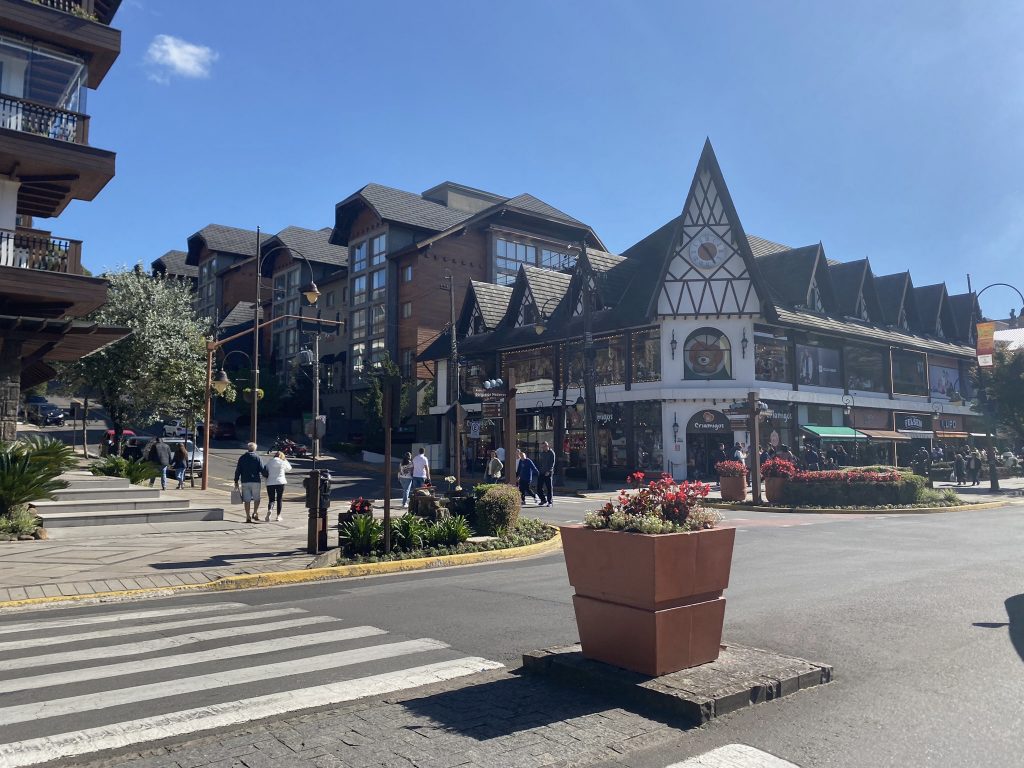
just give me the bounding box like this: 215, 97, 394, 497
0, 529, 563, 611
707, 499, 1021, 514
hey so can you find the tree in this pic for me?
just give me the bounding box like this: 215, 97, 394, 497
983, 347, 1024, 444
355, 353, 408, 452
55, 266, 210, 448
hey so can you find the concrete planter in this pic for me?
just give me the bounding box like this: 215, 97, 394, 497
560, 524, 736, 676
719, 475, 747, 502
764, 477, 787, 504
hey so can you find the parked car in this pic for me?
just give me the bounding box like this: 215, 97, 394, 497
163, 420, 188, 438
214, 421, 237, 440
163, 438, 204, 471
99, 428, 137, 456
36, 404, 65, 426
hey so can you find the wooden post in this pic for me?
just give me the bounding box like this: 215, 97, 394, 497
382, 376, 392, 554
202, 343, 213, 490
505, 369, 517, 485
82, 397, 88, 458
749, 391, 762, 505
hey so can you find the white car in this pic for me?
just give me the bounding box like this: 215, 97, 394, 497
163, 420, 187, 438
163, 438, 204, 471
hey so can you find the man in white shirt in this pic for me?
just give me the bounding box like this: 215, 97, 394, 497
495, 445, 505, 463
412, 448, 430, 489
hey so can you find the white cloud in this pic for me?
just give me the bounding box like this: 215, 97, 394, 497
145, 34, 218, 82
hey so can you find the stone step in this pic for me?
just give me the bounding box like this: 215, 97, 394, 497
36, 507, 226, 528
52, 486, 162, 502
60, 475, 132, 490
31, 496, 191, 514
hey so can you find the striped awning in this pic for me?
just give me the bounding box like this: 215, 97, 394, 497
858, 429, 911, 442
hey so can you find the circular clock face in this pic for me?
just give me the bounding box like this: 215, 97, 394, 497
688, 232, 730, 270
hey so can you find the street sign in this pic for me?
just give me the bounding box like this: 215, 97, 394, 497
469, 420, 481, 438
976, 321, 995, 367
481, 402, 502, 418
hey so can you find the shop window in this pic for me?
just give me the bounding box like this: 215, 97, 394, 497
593, 335, 627, 386
755, 337, 792, 384
631, 328, 661, 383
845, 346, 886, 392
795, 342, 841, 388
633, 401, 663, 472
683, 327, 732, 380
891, 349, 928, 395
503, 346, 553, 388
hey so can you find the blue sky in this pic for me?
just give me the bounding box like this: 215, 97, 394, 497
61, 0, 1024, 318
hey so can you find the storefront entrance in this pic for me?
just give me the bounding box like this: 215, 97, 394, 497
686, 409, 731, 480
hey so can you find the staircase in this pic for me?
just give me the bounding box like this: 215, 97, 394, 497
31, 472, 225, 528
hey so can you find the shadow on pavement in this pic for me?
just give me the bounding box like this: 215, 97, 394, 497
150, 550, 308, 569
399, 670, 692, 740
973, 594, 1024, 663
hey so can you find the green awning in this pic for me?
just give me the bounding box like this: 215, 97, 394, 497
800, 425, 868, 441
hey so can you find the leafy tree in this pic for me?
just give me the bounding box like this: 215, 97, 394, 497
982, 347, 1024, 444
54, 266, 210, 447
355, 353, 408, 452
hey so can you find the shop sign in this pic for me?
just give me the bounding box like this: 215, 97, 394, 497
895, 412, 932, 432
469, 421, 481, 439
596, 413, 614, 424
686, 409, 731, 433
481, 402, 503, 418
936, 415, 963, 431
977, 322, 996, 367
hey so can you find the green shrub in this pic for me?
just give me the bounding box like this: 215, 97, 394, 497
446, 494, 476, 523
12, 436, 77, 476
427, 515, 473, 546
0, 506, 40, 536
339, 513, 382, 555
90, 456, 160, 485
473, 483, 501, 499
475, 485, 521, 535
331, 442, 363, 458
0, 451, 68, 518
391, 513, 428, 551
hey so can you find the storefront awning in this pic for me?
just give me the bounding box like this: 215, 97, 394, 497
858, 429, 911, 442
898, 430, 934, 439
934, 431, 969, 439
970, 432, 988, 438
800, 425, 868, 441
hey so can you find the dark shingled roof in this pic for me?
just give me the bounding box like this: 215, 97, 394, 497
193, 224, 260, 256
504, 193, 585, 226
873, 273, 910, 326
357, 183, 476, 232
947, 292, 980, 342
746, 234, 789, 258
827, 259, 868, 317
218, 301, 262, 331
470, 281, 514, 329
522, 266, 572, 318
151, 250, 196, 279
913, 284, 950, 336
584, 248, 639, 307
266, 226, 348, 268
757, 245, 821, 307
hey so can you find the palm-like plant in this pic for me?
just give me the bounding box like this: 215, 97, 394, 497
0, 452, 68, 518
90, 456, 160, 485
12, 435, 77, 476
391, 513, 428, 551
339, 513, 382, 555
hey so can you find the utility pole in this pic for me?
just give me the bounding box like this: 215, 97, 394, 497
251, 226, 261, 443
382, 373, 392, 553
581, 243, 601, 490
441, 269, 459, 484
748, 391, 762, 505
312, 310, 320, 470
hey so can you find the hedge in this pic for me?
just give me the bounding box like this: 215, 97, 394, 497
780, 471, 926, 506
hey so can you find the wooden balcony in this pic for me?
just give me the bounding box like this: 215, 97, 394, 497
0, 94, 89, 146
0, 229, 83, 274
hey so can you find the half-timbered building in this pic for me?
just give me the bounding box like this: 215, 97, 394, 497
421, 141, 984, 479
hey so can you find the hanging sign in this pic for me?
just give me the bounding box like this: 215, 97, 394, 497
976, 321, 996, 368
469, 420, 481, 439
686, 410, 731, 433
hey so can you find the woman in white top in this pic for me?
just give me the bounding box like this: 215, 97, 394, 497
398, 452, 414, 508
264, 451, 292, 522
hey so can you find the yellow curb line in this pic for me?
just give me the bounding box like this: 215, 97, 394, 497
707, 500, 1021, 515
0, 529, 563, 611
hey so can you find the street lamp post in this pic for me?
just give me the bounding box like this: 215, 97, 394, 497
580, 244, 601, 490
251, 228, 321, 445
440, 270, 459, 485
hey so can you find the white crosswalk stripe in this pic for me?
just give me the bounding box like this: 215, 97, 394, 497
0, 600, 503, 767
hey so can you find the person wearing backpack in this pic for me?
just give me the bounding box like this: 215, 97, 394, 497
397, 452, 414, 508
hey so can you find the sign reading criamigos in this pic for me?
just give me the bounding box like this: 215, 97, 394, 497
686, 410, 731, 433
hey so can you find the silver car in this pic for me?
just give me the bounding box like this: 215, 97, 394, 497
163, 438, 204, 471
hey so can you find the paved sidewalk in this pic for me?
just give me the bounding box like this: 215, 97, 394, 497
0, 486, 318, 603
59, 668, 689, 768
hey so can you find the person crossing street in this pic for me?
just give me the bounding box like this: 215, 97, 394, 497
536, 441, 556, 507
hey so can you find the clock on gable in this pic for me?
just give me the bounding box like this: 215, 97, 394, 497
688, 231, 730, 271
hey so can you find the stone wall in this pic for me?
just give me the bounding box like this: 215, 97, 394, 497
0, 339, 23, 442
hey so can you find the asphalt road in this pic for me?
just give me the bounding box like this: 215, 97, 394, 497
2, 503, 1022, 766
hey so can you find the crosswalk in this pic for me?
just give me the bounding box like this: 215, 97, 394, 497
0, 599, 502, 768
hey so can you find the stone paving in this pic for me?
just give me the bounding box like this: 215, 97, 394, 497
58, 669, 691, 768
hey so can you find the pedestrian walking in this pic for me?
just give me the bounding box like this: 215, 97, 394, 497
536, 441, 556, 507
495, 445, 505, 464
264, 450, 292, 521
804, 445, 821, 471
953, 452, 966, 486
233, 442, 266, 523
412, 447, 430, 489
516, 449, 539, 505
398, 452, 414, 508
171, 442, 188, 490
486, 449, 504, 482
710, 443, 727, 483
146, 437, 172, 490
967, 450, 982, 486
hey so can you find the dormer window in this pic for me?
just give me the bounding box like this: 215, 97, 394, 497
807, 278, 824, 312
517, 295, 538, 327
468, 307, 486, 336
855, 293, 869, 321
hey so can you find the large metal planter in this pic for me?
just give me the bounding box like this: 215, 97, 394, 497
560, 525, 736, 676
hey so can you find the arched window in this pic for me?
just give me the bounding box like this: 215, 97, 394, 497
683, 327, 732, 380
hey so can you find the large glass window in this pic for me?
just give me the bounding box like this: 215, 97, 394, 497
503, 347, 553, 389
371, 234, 387, 266
845, 346, 887, 392
593, 335, 627, 386
540, 248, 572, 269
683, 327, 732, 380
631, 328, 661, 383
370, 269, 386, 301
891, 349, 928, 396
496, 238, 537, 285
755, 338, 792, 384
352, 275, 367, 305
371, 304, 386, 336
795, 343, 841, 388
633, 402, 663, 472
351, 241, 368, 272
370, 338, 385, 362
0, 36, 89, 140
929, 356, 963, 400
350, 309, 366, 339
351, 342, 366, 373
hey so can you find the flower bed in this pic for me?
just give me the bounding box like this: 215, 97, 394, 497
715, 460, 748, 477
584, 472, 720, 533
334, 517, 555, 565
778, 468, 959, 507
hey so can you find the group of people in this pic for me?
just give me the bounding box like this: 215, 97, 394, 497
232, 442, 293, 523
396, 448, 432, 507
144, 437, 189, 490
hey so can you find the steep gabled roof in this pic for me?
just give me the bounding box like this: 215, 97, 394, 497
151, 250, 196, 279
217, 301, 262, 331
186, 224, 261, 265
471, 281, 514, 329
948, 292, 981, 343
504, 193, 585, 226
756, 244, 822, 308
746, 234, 789, 257
873, 272, 911, 327
828, 259, 868, 317
332, 183, 478, 246
262, 226, 348, 273
521, 265, 572, 320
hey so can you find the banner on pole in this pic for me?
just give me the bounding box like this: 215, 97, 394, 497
976, 321, 996, 367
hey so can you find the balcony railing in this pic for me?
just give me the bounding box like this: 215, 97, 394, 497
0, 230, 83, 274
0, 94, 89, 145
28, 0, 100, 22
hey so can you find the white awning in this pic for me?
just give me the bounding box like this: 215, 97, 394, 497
897, 430, 933, 439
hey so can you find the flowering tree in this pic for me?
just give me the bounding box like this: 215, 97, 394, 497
55, 266, 210, 447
